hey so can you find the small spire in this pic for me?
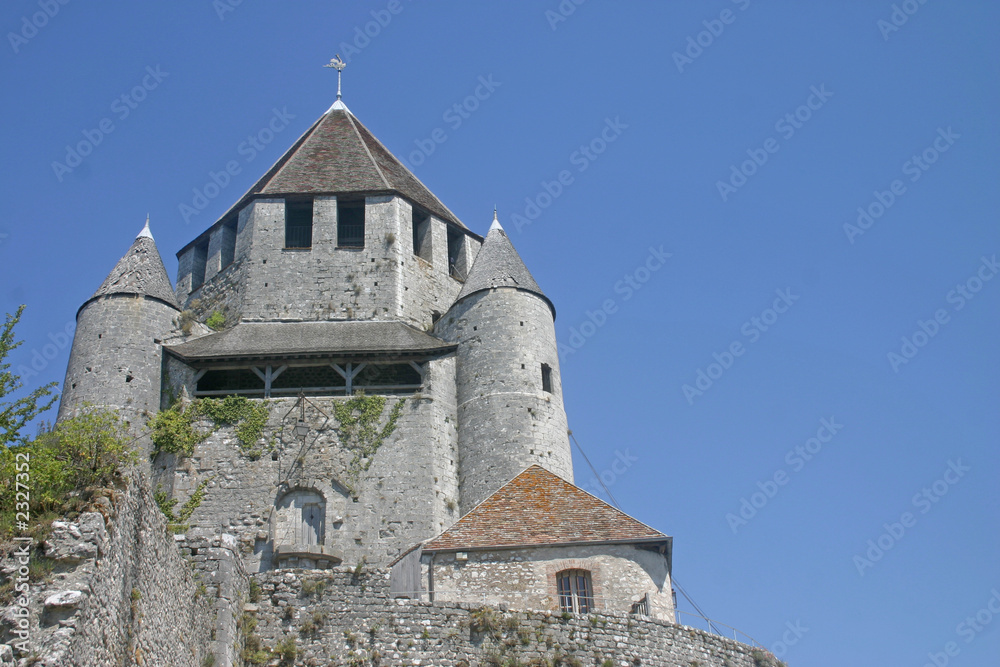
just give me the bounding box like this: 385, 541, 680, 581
489, 208, 503, 232
137, 214, 154, 240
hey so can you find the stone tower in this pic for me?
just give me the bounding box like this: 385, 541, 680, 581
436, 214, 572, 513
58, 220, 181, 442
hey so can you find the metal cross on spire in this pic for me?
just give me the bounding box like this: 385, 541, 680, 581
324, 55, 347, 101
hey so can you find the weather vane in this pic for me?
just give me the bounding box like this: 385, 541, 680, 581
324, 55, 347, 101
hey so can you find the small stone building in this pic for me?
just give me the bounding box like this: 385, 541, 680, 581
391, 465, 675, 621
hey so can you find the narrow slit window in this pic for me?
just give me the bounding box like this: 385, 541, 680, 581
285, 199, 313, 249
338, 199, 365, 247
447, 226, 466, 279
412, 207, 431, 262
190, 239, 209, 291
541, 363, 553, 393
221, 217, 238, 269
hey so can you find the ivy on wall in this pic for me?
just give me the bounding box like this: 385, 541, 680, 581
332, 393, 405, 486
150, 396, 272, 459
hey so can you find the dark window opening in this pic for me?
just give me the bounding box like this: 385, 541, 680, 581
221, 216, 238, 268
447, 227, 465, 279
337, 199, 365, 247
412, 207, 432, 262
196, 369, 265, 397
557, 569, 593, 614
190, 239, 209, 291
355, 363, 422, 392
541, 363, 553, 393
285, 199, 313, 249
193, 361, 424, 398
269, 366, 345, 396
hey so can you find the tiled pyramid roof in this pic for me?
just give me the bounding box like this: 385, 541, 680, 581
88, 221, 180, 311
454, 217, 554, 317
423, 465, 668, 551
234, 104, 463, 228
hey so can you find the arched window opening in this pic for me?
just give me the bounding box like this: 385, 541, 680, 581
556, 569, 593, 614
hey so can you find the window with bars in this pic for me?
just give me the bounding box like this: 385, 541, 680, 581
541, 363, 553, 393
556, 569, 593, 614
285, 198, 313, 249
337, 199, 365, 247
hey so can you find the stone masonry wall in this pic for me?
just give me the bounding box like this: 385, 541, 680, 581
158, 358, 460, 572
239, 567, 774, 667
425, 544, 675, 623
58, 294, 180, 456
437, 289, 573, 513
0, 472, 213, 666
177, 195, 480, 329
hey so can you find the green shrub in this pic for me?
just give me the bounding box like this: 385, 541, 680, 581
0, 408, 136, 526
205, 311, 226, 331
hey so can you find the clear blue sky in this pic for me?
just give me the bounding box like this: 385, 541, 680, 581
2, 2, 997, 665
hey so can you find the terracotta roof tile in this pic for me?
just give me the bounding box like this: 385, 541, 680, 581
424, 465, 668, 551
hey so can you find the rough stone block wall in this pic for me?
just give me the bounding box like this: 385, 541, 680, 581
0, 473, 213, 666
238, 568, 771, 667
58, 294, 180, 455
159, 366, 460, 571
437, 289, 573, 513
425, 544, 674, 623
396, 198, 481, 331
236, 196, 404, 322
178, 195, 479, 330
176, 532, 250, 667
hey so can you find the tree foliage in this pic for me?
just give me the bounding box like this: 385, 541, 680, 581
0, 408, 138, 522
0, 305, 57, 448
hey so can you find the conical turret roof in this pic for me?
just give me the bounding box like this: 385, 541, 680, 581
88, 219, 180, 310
454, 215, 554, 317
230, 103, 463, 228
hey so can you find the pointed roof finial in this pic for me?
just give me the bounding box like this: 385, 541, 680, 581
489, 207, 503, 232
138, 214, 154, 240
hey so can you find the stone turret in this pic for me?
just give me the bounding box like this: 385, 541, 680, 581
59, 219, 181, 444
436, 214, 572, 513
